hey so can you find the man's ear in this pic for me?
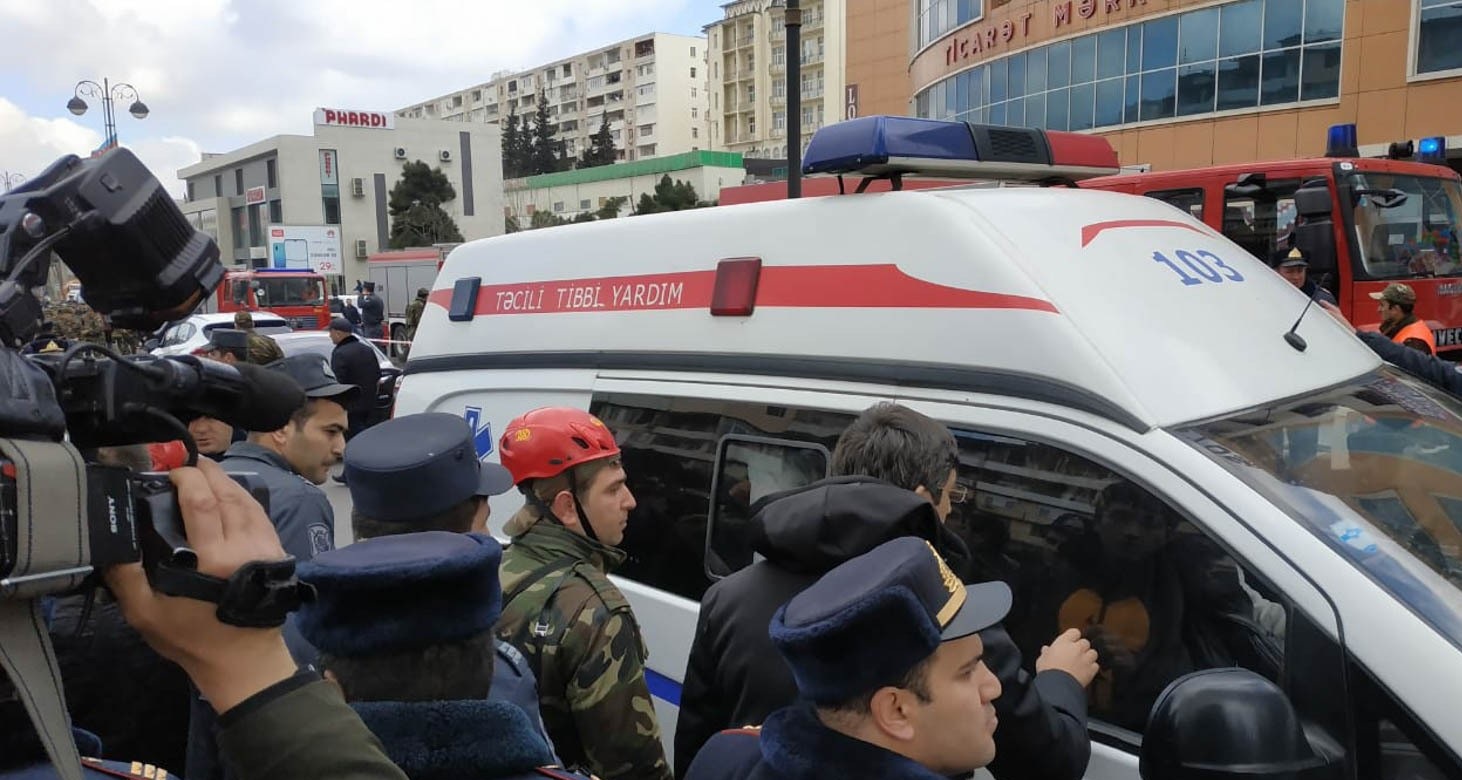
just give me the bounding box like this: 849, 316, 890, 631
912, 484, 934, 504
550, 489, 581, 529
867, 686, 917, 743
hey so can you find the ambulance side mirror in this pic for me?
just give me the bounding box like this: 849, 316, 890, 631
1140, 669, 1341, 780
1292, 181, 1338, 276
704, 435, 831, 581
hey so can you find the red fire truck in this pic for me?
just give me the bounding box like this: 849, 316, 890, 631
1082, 125, 1462, 355
207, 268, 331, 330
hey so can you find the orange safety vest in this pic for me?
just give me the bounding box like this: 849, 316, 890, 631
1393, 319, 1438, 355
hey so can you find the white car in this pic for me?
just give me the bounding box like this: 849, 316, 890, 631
149, 312, 292, 357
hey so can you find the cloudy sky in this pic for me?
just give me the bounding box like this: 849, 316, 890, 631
0, 0, 713, 195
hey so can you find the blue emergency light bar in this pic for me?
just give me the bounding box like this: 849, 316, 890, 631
1325, 124, 1359, 158
801, 115, 1120, 182
1418, 136, 1447, 164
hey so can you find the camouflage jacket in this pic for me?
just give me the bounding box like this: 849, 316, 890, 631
404, 296, 425, 338
41, 302, 142, 354
496, 517, 672, 780
246, 331, 285, 364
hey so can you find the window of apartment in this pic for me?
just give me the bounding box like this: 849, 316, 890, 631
773, 110, 786, 129
691, 46, 697, 57
692, 127, 699, 139
692, 87, 698, 98
564, 63, 573, 76
472, 89, 482, 101
638, 123, 655, 137
748, 117, 756, 135
266, 159, 277, 189
691, 66, 697, 78
692, 107, 699, 118
915, 0, 1342, 131
580, 199, 591, 210
553, 201, 564, 213
1418, 0, 1462, 75
802, 106, 814, 127
638, 84, 656, 97
186, 181, 196, 201
231, 206, 245, 249
268, 199, 282, 225
234, 168, 244, 196
247, 203, 263, 247
773, 46, 785, 64
746, 84, 755, 101
214, 174, 222, 197
712, 62, 718, 79
452, 95, 463, 107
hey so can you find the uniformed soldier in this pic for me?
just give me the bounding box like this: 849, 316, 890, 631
295, 532, 593, 780
339, 412, 555, 752
403, 288, 427, 342
232, 311, 284, 365
684, 537, 1009, 780
495, 407, 673, 780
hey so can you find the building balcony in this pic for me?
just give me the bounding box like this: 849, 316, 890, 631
770, 29, 785, 42
770, 61, 785, 75
770, 93, 785, 107
802, 87, 824, 99
771, 128, 785, 139
804, 14, 823, 29
800, 52, 824, 65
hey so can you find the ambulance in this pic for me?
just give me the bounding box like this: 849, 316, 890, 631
397, 116, 1462, 778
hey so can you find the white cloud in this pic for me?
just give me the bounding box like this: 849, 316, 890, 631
0, 0, 703, 191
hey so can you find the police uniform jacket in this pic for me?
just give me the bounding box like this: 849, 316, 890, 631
218, 443, 335, 562
675, 477, 1089, 780
329, 335, 379, 419
357, 294, 384, 328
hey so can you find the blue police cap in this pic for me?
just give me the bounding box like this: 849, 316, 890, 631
769, 536, 1011, 705
296, 531, 503, 657
344, 412, 515, 524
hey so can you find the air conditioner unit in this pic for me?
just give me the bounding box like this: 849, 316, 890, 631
393, 147, 408, 160
350, 177, 365, 197
355, 239, 369, 258
439, 149, 453, 162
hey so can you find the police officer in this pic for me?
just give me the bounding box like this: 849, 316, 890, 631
232, 311, 285, 364
357, 282, 385, 344
1270, 247, 1336, 306
20, 322, 69, 355
495, 407, 672, 780
338, 412, 554, 750
202, 329, 248, 365
294, 532, 591, 780
685, 537, 1009, 780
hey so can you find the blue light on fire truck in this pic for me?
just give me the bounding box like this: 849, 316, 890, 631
1418, 136, 1447, 164
801, 115, 1120, 181
1325, 123, 1359, 159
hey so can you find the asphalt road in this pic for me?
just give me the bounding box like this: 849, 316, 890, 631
322, 468, 357, 547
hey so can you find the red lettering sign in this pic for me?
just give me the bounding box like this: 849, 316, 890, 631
1000, 20, 1014, 42
271, 228, 284, 238
1054, 2, 1072, 27
1107, 0, 1121, 11
1079, 0, 1096, 18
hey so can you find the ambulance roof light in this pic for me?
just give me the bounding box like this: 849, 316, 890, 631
710, 257, 762, 317
801, 115, 1120, 184
1325, 124, 1359, 158
1418, 136, 1447, 164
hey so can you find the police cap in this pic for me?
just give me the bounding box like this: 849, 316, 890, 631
344, 412, 515, 524
296, 531, 503, 657
769, 536, 1011, 705
207, 328, 249, 358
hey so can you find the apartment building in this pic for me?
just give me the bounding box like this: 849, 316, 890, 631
398, 32, 709, 163
705, 0, 846, 160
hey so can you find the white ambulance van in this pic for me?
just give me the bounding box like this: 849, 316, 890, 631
398, 116, 1462, 778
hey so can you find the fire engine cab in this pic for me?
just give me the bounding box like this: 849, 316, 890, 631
204, 267, 330, 329
1084, 125, 1462, 356
399, 116, 1462, 777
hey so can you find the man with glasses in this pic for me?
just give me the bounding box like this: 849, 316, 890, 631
675, 403, 1098, 780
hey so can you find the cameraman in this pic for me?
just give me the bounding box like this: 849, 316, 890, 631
3, 460, 406, 779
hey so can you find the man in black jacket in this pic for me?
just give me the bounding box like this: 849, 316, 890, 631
328, 317, 380, 439
357, 282, 385, 344
674, 403, 1098, 779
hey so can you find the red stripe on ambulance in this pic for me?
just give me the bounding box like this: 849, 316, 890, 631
1080, 219, 1210, 247
427, 264, 1058, 316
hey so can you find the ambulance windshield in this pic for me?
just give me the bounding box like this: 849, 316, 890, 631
1350, 173, 1462, 279
1183, 368, 1462, 651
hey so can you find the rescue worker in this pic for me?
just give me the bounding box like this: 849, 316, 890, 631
676, 402, 1097, 780
328, 317, 380, 439
1322, 300, 1462, 399
684, 537, 1010, 780
404, 288, 428, 342
495, 407, 673, 780
1271, 247, 1336, 306
358, 282, 385, 345
232, 311, 284, 365
338, 412, 554, 750
295, 532, 591, 780
202, 329, 248, 364
1371, 282, 1437, 355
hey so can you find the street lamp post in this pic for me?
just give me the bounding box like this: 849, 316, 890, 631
67, 78, 149, 149
0, 171, 24, 192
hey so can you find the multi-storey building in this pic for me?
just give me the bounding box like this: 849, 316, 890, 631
397, 33, 709, 163
705, 0, 847, 160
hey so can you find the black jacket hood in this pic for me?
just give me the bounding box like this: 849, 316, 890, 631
747, 475, 968, 575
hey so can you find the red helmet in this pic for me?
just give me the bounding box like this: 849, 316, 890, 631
499, 407, 621, 484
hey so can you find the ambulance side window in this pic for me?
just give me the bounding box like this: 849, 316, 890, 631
1145, 188, 1204, 221
945, 429, 1288, 740
590, 394, 852, 602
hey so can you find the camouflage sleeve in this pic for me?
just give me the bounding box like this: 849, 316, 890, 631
564, 602, 672, 780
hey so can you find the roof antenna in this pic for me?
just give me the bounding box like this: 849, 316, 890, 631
1284, 271, 1332, 353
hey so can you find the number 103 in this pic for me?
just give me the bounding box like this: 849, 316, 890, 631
1153, 249, 1246, 286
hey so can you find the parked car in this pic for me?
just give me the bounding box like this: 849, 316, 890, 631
147, 312, 292, 357
272, 331, 401, 423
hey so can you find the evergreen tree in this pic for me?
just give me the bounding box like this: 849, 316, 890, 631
387, 160, 465, 248
579, 118, 617, 168
501, 109, 524, 178
530, 92, 564, 175
634, 175, 709, 214
594, 196, 627, 220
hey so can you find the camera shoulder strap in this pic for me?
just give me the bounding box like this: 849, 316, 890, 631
0, 437, 90, 780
